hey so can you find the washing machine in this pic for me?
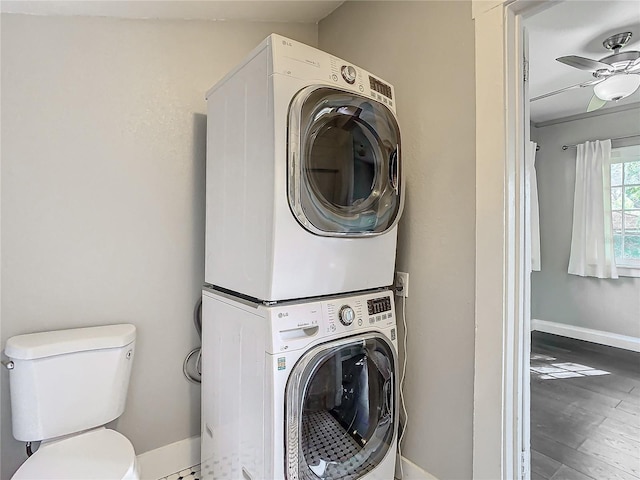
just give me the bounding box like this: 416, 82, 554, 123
205, 34, 404, 302
201, 287, 399, 480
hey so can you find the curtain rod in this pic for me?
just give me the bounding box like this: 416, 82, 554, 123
561, 134, 640, 151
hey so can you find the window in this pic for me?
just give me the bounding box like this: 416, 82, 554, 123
611, 144, 640, 274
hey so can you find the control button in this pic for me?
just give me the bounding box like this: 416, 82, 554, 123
369, 317, 375, 324
339, 305, 355, 326
359, 85, 364, 92
376, 315, 381, 322
330, 324, 336, 332
358, 318, 363, 326
341, 65, 357, 84
332, 74, 339, 82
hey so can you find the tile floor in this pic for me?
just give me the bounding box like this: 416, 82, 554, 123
158, 464, 201, 480
530, 353, 610, 380
301, 410, 376, 480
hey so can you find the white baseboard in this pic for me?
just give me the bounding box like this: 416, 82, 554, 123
137, 435, 200, 480
395, 455, 439, 479
531, 319, 640, 352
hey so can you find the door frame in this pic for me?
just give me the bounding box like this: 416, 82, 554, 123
472, 1, 553, 478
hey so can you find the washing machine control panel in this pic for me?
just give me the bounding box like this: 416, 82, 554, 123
338, 305, 356, 325
269, 291, 395, 353
367, 297, 392, 315
323, 292, 395, 335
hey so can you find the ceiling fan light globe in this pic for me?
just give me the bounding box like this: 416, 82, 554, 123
593, 74, 640, 101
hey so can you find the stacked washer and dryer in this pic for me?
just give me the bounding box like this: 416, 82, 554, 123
201, 34, 404, 480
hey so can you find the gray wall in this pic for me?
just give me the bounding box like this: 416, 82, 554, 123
532, 108, 640, 339
320, 2, 476, 479
0, 14, 317, 478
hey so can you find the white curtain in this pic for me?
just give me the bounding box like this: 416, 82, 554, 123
568, 139, 618, 279
526, 141, 541, 272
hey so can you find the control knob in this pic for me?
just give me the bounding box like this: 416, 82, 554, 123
341, 65, 357, 84
339, 305, 355, 326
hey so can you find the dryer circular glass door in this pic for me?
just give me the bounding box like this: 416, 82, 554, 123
288, 87, 403, 237
285, 334, 397, 480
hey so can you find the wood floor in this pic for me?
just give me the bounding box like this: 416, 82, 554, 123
530, 332, 640, 480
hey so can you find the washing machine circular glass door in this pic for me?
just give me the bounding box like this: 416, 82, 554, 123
288, 87, 403, 237
285, 334, 397, 480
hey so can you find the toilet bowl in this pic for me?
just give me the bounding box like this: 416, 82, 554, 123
4, 324, 139, 480
11, 428, 139, 480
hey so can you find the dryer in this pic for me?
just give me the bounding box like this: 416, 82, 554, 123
201, 287, 399, 480
205, 34, 403, 302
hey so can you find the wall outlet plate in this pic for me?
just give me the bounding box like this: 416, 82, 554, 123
395, 271, 409, 297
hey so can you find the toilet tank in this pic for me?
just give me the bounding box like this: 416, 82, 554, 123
5, 324, 136, 442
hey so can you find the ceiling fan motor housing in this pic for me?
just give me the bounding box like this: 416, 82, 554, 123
603, 32, 633, 52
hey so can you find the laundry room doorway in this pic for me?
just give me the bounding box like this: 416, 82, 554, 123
525, 2, 640, 479
475, 1, 640, 479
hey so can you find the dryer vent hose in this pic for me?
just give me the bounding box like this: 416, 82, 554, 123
183, 298, 203, 384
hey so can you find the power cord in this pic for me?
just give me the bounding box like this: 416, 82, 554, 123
183, 298, 203, 384
398, 294, 409, 479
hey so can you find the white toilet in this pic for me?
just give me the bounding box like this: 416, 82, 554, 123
4, 324, 140, 480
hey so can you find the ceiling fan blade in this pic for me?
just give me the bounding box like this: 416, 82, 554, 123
556, 55, 614, 72
627, 58, 640, 73
530, 78, 605, 102
587, 94, 607, 112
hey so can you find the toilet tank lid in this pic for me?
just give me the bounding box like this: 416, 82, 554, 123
5, 324, 136, 360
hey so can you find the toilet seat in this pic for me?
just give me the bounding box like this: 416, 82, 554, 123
12, 428, 139, 480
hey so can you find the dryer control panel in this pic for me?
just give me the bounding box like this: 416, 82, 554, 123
270, 33, 397, 112
267, 290, 396, 353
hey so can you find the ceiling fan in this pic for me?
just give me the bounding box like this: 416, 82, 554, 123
531, 32, 640, 112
